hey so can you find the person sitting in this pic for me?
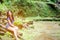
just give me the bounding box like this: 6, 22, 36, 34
0, 10, 21, 40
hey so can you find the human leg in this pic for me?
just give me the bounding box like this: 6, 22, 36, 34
13, 27, 22, 38
0, 24, 19, 40
7, 27, 19, 40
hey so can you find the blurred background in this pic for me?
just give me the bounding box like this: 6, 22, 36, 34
0, 0, 60, 40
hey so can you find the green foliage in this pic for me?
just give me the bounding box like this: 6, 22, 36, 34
0, 0, 59, 17
14, 17, 23, 25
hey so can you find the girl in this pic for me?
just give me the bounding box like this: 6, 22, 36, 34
0, 10, 21, 40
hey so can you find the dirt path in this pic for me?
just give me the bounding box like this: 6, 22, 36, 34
21, 21, 60, 40
33, 21, 60, 40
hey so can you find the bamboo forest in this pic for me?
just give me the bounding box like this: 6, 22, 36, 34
0, 0, 60, 40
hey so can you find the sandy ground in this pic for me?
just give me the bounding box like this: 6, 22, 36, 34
20, 21, 60, 40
